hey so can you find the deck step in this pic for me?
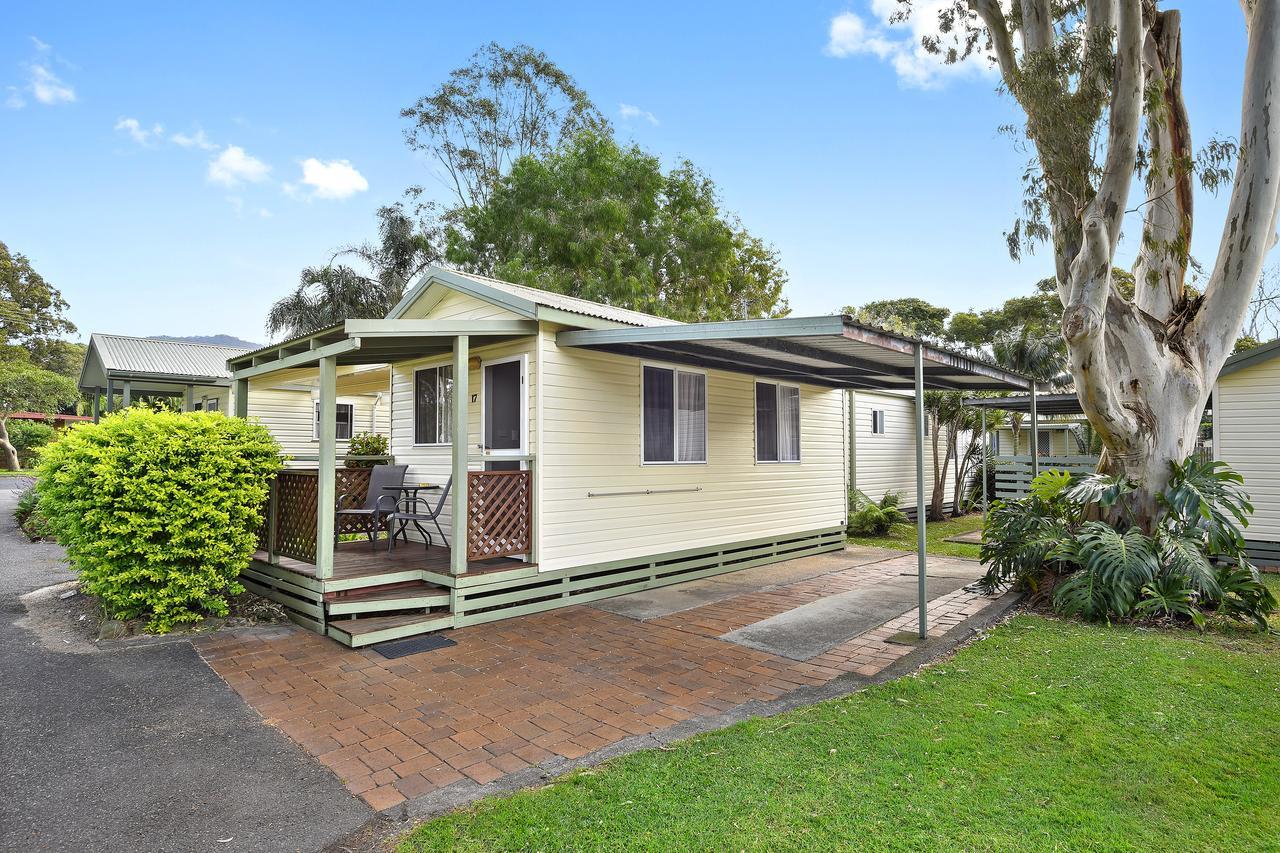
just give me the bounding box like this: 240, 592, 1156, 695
325, 581, 450, 615
326, 612, 453, 647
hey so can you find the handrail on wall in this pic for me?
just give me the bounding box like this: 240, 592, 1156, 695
587, 486, 703, 498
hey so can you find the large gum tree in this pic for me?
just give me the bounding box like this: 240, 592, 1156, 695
900, 0, 1280, 528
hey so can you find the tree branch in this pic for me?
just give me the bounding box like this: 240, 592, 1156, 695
970, 0, 1018, 83
1191, 0, 1280, 371
1020, 0, 1055, 54
1133, 10, 1193, 322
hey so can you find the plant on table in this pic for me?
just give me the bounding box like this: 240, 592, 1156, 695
980, 458, 1276, 629
344, 431, 389, 467
35, 408, 282, 632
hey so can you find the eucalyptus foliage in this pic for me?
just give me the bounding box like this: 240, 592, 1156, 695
981, 457, 1276, 629
36, 409, 281, 633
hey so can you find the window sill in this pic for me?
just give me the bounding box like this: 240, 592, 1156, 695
412, 443, 453, 448
640, 460, 708, 466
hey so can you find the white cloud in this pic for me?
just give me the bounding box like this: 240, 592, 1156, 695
30, 36, 51, 53
257, 208, 273, 219
114, 117, 164, 145
28, 63, 75, 104
296, 157, 368, 200
208, 145, 270, 186
171, 128, 217, 151
825, 4, 995, 89
4, 86, 24, 110
619, 103, 659, 126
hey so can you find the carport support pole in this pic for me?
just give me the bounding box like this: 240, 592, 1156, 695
450, 335, 469, 577
105, 379, 114, 413
185, 384, 195, 413
1029, 381, 1039, 480
981, 407, 988, 520
121, 380, 131, 409
315, 356, 337, 581
91, 391, 100, 423
913, 343, 928, 640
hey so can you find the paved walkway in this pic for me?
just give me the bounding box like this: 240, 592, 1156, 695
0, 485, 371, 853
197, 547, 1002, 813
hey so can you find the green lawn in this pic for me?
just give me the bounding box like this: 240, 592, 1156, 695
400, 595, 1280, 852
848, 513, 985, 559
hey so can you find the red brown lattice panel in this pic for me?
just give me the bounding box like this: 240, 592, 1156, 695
275, 470, 319, 563
466, 470, 532, 561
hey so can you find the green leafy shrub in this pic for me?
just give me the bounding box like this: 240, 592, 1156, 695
848, 490, 909, 536
345, 431, 389, 467
980, 458, 1276, 630
35, 409, 281, 632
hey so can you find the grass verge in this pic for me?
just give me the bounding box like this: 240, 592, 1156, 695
849, 513, 984, 559
400, 589, 1280, 852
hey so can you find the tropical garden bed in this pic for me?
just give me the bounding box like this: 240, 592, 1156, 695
399, 593, 1280, 852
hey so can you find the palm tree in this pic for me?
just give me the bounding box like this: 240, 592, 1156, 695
991, 325, 1071, 390
265, 205, 439, 339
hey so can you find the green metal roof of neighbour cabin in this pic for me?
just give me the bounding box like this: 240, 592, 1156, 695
83, 333, 250, 387
1220, 337, 1280, 377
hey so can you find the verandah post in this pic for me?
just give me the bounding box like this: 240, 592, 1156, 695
1029, 381, 1039, 480
233, 377, 249, 418
451, 335, 469, 577
316, 355, 337, 580
914, 343, 928, 640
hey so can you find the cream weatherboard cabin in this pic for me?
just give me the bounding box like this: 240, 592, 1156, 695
1214, 340, 1280, 565
224, 267, 1029, 647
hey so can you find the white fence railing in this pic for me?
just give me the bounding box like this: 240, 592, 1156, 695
993, 455, 1100, 500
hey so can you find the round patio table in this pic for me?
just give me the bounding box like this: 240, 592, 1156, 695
382, 484, 442, 547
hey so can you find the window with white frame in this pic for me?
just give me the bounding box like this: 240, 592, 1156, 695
414, 365, 454, 445
642, 365, 706, 463
204, 397, 219, 413
871, 409, 886, 434
314, 401, 354, 441
755, 382, 800, 462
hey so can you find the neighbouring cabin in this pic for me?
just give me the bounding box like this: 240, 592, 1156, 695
227, 267, 1031, 647
77, 333, 388, 459
1215, 340, 1280, 566
849, 389, 972, 515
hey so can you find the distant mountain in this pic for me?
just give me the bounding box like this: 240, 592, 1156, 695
150, 334, 262, 350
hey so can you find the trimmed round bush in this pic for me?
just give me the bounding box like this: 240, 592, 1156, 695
35, 409, 281, 632
9, 419, 57, 466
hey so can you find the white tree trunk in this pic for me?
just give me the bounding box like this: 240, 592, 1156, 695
0, 418, 20, 472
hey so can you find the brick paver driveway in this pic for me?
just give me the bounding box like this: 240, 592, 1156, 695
196, 547, 1002, 812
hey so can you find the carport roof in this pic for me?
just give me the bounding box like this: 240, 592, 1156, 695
555, 316, 1033, 391
962, 392, 1084, 415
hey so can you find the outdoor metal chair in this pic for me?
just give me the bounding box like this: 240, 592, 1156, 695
335, 463, 406, 549
387, 476, 452, 552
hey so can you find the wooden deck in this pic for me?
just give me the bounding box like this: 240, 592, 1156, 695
254, 539, 533, 585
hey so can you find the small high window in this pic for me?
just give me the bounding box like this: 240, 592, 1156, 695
314, 402, 354, 441
871, 409, 886, 435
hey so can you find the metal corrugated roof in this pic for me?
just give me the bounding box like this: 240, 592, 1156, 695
91, 334, 251, 380
442, 269, 681, 327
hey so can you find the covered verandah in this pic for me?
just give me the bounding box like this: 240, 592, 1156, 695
227, 318, 540, 646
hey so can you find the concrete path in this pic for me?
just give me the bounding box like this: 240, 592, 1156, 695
0, 487, 371, 853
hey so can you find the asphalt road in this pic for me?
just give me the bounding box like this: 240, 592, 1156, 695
0, 481, 373, 853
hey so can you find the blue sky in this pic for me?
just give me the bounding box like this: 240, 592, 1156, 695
0, 2, 1251, 345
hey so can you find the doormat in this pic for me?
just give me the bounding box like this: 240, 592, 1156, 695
372, 633, 457, 659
